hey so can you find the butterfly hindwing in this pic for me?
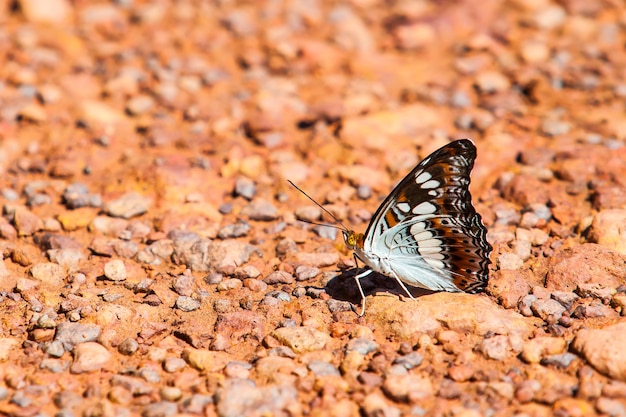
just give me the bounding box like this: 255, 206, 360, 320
363, 139, 491, 292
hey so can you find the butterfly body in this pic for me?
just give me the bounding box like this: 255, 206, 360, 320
342, 139, 492, 314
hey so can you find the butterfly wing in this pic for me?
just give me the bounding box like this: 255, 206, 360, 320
362, 139, 492, 292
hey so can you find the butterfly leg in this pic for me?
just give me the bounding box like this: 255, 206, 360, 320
354, 268, 372, 316
393, 275, 416, 301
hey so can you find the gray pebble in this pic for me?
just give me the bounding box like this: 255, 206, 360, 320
392, 352, 424, 370
101, 294, 124, 303
275, 238, 298, 256
110, 375, 154, 396
172, 274, 194, 296
218, 203, 233, 215
223, 361, 250, 379
450, 90, 471, 108
241, 199, 279, 221
306, 287, 326, 299
163, 357, 186, 373
62, 183, 100, 209
356, 185, 372, 200
176, 296, 201, 312
47, 249, 85, 268
519, 212, 540, 228
494, 206, 521, 226
526, 203, 552, 221
205, 272, 223, 285
313, 225, 338, 240
307, 360, 340, 377
2, 188, 19, 200
385, 364, 409, 376
40, 358, 70, 373
37, 313, 57, 329
346, 338, 379, 355
28, 193, 52, 206
118, 338, 139, 355
268, 346, 297, 358
217, 221, 250, 239
294, 265, 319, 281
214, 379, 297, 417
138, 365, 161, 383
294, 206, 321, 222
531, 299, 566, 323
279, 318, 297, 328
234, 177, 256, 200
54, 322, 102, 351
141, 401, 178, 417
540, 352, 578, 369
103, 192, 151, 219
292, 286, 307, 298
326, 299, 353, 313
43, 340, 65, 357
551, 291, 579, 310
264, 290, 291, 302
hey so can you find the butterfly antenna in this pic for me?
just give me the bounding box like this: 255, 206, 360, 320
287, 180, 349, 232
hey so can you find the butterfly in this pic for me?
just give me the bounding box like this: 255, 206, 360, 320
290, 139, 492, 315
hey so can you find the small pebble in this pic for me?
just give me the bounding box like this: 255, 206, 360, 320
172, 274, 194, 296
103, 259, 127, 282
176, 296, 201, 312
263, 271, 294, 284
70, 342, 112, 373
159, 387, 182, 402
307, 360, 340, 377
118, 338, 138, 355
234, 177, 256, 200
163, 357, 187, 373
142, 401, 178, 417
205, 272, 223, 285
392, 352, 424, 370
241, 199, 279, 221
217, 221, 250, 239
103, 192, 151, 219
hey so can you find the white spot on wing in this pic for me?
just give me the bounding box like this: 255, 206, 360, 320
412, 201, 437, 215
418, 246, 442, 254
415, 171, 432, 184
421, 179, 440, 189
396, 202, 411, 212
418, 238, 442, 248
411, 228, 433, 240
428, 190, 438, 196
424, 258, 445, 270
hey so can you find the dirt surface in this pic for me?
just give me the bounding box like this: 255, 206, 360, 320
1, 0, 626, 416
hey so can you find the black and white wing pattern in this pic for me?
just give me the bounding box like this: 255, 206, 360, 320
352, 139, 491, 295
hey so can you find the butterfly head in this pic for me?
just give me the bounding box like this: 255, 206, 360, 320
342, 230, 363, 250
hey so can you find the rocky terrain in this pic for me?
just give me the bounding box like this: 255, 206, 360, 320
0, 0, 625, 416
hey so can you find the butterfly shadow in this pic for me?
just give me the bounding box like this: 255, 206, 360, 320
324, 268, 434, 307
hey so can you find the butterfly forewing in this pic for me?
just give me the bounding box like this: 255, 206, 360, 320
362, 139, 491, 293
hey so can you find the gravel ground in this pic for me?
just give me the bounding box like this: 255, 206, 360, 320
1, 0, 626, 416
